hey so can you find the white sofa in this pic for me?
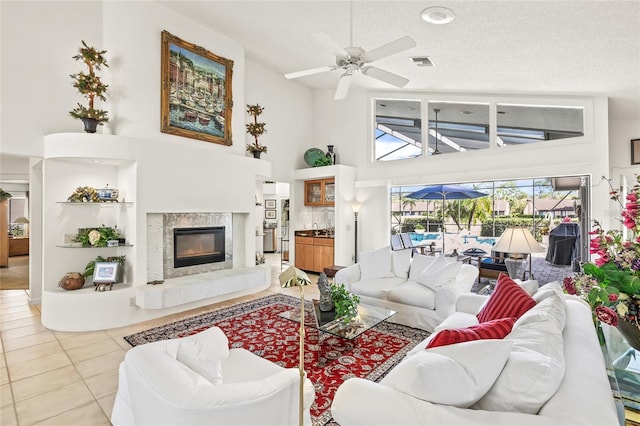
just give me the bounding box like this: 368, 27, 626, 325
111, 327, 315, 426
335, 247, 478, 331
331, 282, 620, 426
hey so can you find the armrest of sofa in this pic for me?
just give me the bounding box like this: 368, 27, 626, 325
334, 264, 360, 291
455, 293, 488, 314
332, 378, 555, 426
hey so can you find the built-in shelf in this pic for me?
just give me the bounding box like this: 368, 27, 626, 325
57, 202, 134, 206
56, 244, 133, 248
48, 283, 131, 294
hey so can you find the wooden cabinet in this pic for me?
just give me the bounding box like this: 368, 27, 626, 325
9, 238, 29, 256
304, 179, 335, 206
295, 236, 334, 273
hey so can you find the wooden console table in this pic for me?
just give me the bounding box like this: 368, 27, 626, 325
9, 237, 29, 256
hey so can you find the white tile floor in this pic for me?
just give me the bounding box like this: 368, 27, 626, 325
0, 254, 317, 425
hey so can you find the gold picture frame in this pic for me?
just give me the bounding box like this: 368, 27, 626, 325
161, 30, 233, 146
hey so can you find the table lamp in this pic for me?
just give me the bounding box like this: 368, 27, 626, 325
493, 227, 545, 279
279, 266, 311, 426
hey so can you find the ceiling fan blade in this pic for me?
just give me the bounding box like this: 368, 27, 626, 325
313, 32, 349, 58
362, 66, 410, 88
285, 66, 335, 80
364, 36, 417, 62
334, 73, 353, 100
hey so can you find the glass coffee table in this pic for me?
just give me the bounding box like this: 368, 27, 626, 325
278, 300, 396, 364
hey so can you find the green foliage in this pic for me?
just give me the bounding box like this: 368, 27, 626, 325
0, 188, 12, 202
77, 226, 120, 247
84, 255, 126, 278
246, 103, 267, 153
312, 156, 332, 167
330, 283, 360, 323
69, 40, 109, 124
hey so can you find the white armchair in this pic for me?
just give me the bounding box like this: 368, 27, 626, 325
111, 327, 315, 426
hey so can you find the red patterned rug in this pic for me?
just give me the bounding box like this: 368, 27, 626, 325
124, 294, 430, 425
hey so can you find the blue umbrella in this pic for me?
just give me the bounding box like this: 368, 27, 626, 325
406, 184, 488, 253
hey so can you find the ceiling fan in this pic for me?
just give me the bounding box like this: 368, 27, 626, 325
284, 5, 416, 100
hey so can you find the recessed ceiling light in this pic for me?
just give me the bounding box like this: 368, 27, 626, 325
460, 110, 472, 115
421, 6, 456, 25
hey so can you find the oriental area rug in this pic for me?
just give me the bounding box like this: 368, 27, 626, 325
124, 293, 430, 425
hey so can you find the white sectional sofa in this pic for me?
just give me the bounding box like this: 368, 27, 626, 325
331, 280, 620, 426
335, 247, 478, 332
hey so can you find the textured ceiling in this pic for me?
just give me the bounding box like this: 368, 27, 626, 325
159, 0, 640, 120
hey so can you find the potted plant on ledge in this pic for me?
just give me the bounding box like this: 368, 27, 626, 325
246, 103, 267, 158
69, 40, 109, 133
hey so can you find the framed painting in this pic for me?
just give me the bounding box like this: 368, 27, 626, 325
93, 262, 119, 283
632, 139, 640, 165
265, 210, 276, 219
265, 199, 276, 209
161, 30, 234, 146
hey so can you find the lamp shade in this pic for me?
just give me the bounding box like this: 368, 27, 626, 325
493, 227, 544, 254
12, 216, 29, 224
279, 266, 311, 288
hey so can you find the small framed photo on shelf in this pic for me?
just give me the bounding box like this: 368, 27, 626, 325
93, 262, 119, 283
265, 210, 276, 219
632, 139, 640, 165
265, 199, 276, 209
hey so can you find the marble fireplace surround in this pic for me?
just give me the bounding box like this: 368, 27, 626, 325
147, 213, 233, 280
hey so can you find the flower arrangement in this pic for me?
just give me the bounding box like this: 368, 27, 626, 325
69, 41, 109, 126
77, 225, 120, 247
245, 104, 267, 154
562, 176, 640, 333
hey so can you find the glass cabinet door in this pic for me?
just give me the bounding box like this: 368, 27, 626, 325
323, 179, 335, 205
305, 180, 322, 205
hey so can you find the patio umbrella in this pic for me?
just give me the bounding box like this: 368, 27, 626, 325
406, 184, 488, 253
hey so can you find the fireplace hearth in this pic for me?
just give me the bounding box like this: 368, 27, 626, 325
173, 226, 225, 268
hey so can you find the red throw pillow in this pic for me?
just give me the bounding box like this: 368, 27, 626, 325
426, 317, 517, 348
476, 273, 536, 323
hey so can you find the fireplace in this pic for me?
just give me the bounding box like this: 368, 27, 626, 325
173, 226, 225, 268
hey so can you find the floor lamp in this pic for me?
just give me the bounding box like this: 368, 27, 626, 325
352, 203, 361, 262
279, 266, 311, 426
493, 227, 545, 279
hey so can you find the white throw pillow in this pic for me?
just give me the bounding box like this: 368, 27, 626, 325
416, 260, 462, 290
408, 254, 439, 281
391, 249, 412, 279
383, 340, 513, 407
514, 279, 539, 296
176, 327, 230, 385
532, 281, 563, 304
473, 289, 566, 414
359, 246, 395, 280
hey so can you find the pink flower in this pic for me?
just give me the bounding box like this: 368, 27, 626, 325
595, 305, 618, 327
608, 293, 618, 302
563, 277, 577, 295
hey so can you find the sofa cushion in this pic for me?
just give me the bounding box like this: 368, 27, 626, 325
382, 340, 513, 408
408, 254, 439, 281
359, 246, 395, 280
416, 261, 462, 291
176, 327, 230, 384
387, 280, 436, 310
434, 312, 479, 332
476, 274, 536, 323
514, 279, 539, 296
474, 286, 566, 414
351, 276, 406, 299
391, 249, 412, 279
426, 317, 516, 349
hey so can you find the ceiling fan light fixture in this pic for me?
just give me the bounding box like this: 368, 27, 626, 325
421, 6, 456, 25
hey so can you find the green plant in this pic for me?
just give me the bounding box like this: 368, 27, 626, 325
330, 283, 360, 323
312, 156, 332, 167
77, 225, 120, 247
69, 40, 109, 124
246, 104, 267, 153
0, 188, 12, 202
84, 255, 126, 278
414, 223, 425, 231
